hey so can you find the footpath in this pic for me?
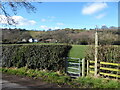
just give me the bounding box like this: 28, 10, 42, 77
1, 73, 71, 90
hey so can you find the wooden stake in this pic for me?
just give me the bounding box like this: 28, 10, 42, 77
87, 60, 89, 75
95, 26, 98, 76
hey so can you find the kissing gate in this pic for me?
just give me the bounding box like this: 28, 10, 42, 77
65, 57, 85, 78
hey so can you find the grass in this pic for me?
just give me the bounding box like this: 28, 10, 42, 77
0, 67, 72, 85
0, 67, 119, 88
75, 76, 120, 88
69, 45, 89, 59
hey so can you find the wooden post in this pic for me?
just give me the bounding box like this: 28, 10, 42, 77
94, 26, 98, 76
116, 64, 119, 80
82, 58, 85, 77
87, 60, 89, 76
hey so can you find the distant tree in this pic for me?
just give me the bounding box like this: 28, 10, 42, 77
101, 25, 108, 30
89, 28, 94, 30
22, 29, 27, 31
53, 30, 70, 43
2, 28, 32, 43
64, 28, 71, 31
109, 26, 117, 30
48, 29, 52, 31
20, 32, 32, 40
99, 32, 118, 45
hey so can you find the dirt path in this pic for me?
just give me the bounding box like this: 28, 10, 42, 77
2, 73, 72, 89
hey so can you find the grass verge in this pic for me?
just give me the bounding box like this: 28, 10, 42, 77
0, 67, 119, 88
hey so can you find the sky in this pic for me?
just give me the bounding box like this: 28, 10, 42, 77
0, 1, 118, 30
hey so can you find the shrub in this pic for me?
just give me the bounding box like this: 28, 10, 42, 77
86, 45, 120, 63
2, 45, 72, 72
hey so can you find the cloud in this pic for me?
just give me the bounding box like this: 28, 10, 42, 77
0, 15, 36, 26
48, 16, 56, 22
82, 2, 108, 15
12, 16, 36, 26
0, 15, 8, 24
41, 19, 46, 22
28, 20, 36, 25
48, 16, 56, 19
40, 25, 60, 30
40, 25, 48, 30
40, 16, 56, 22
95, 13, 106, 19
53, 27, 60, 30
56, 23, 64, 25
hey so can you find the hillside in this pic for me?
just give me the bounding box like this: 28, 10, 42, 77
28, 30, 45, 38
1, 28, 119, 45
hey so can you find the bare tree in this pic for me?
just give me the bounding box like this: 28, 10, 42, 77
0, 1, 37, 25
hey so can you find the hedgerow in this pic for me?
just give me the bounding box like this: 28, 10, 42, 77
2, 45, 72, 72
86, 45, 120, 63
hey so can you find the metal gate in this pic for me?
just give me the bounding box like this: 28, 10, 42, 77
66, 57, 84, 78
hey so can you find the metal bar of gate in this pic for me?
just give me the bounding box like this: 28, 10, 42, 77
79, 58, 81, 77
66, 57, 82, 77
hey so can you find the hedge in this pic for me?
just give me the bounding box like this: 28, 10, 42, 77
2, 45, 72, 72
86, 45, 120, 63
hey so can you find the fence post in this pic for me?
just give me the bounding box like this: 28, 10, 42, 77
87, 60, 89, 76
82, 58, 85, 77
116, 65, 119, 80
95, 29, 98, 76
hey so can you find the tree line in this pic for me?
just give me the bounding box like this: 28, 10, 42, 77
1, 27, 120, 45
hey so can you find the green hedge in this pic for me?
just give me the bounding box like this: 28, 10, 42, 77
2, 45, 72, 72
86, 45, 120, 63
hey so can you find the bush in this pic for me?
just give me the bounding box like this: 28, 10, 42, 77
2, 45, 72, 72
85, 45, 120, 78
86, 45, 120, 63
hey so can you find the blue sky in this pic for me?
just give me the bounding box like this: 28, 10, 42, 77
0, 2, 118, 30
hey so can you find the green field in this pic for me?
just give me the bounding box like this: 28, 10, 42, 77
69, 45, 89, 59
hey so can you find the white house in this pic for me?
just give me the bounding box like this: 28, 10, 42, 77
22, 39, 27, 42
34, 39, 38, 42
28, 38, 38, 43
28, 38, 34, 43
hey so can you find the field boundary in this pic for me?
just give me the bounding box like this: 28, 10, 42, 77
88, 60, 120, 79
